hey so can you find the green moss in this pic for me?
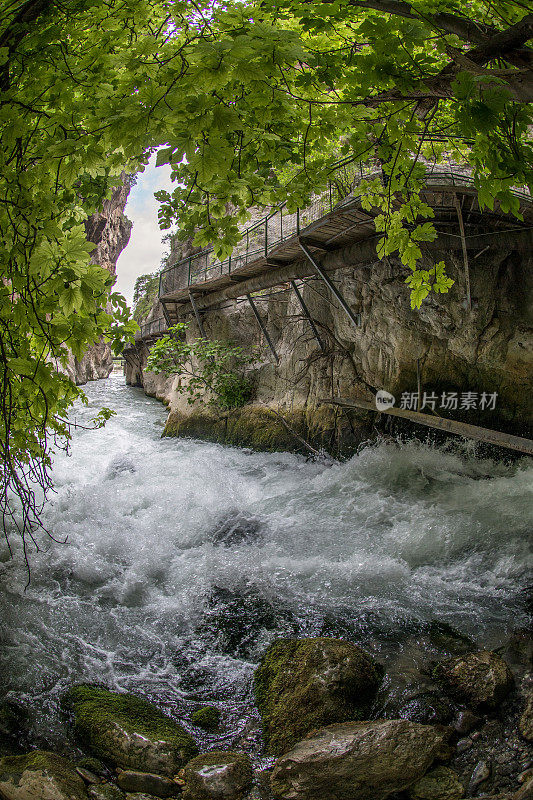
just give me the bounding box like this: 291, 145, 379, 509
0, 750, 87, 798
162, 402, 371, 459
254, 637, 384, 755
75, 756, 108, 776
190, 706, 221, 732
63, 685, 197, 770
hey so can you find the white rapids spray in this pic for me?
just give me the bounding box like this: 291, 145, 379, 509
0, 375, 531, 749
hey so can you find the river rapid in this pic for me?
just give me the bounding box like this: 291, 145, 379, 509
1, 375, 531, 755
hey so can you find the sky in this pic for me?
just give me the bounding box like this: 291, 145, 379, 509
114, 154, 174, 307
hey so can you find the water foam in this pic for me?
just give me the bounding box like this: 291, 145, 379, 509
0, 376, 531, 748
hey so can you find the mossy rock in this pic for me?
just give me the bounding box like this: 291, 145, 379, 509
190, 706, 221, 732
64, 685, 197, 776
183, 751, 252, 800
408, 766, 464, 800
254, 637, 384, 755
0, 701, 29, 756
76, 757, 109, 777
432, 651, 514, 711
88, 785, 125, 800
0, 750, 88, 800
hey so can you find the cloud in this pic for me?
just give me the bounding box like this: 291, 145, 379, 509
114, 155, 174, 306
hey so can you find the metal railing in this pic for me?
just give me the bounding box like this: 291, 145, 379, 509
159, 156, 379, 296
157, 158, 531, 298
138, 317, 167, 338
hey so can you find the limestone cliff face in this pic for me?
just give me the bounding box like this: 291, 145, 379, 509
126, 230, 533, 456
65, 182, 133, 385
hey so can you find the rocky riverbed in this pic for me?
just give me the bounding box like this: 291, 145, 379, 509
0, 377, 531, 800
0, 633, 531, 800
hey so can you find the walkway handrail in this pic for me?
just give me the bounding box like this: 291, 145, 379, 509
158, 158, 530, 299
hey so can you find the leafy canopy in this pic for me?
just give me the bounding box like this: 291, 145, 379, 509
1, 0, 531, 561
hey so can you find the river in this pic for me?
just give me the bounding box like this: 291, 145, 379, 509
1, 375, 531, 755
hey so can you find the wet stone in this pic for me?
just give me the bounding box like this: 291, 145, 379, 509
519, 687, 533, 743
211, 511, 265, 547
408, 766, 464, 800
254, 637, 384, 755
63, 685, 197, 776
396, 690, 455, 725
198, 587, 297, 660
191, 706, 221, 733
453, 710, 482, 736
76, 767, 100, 784
117, 770, 180, 798
78, 759, 110, 778
468, 761, 492, 795
0, 750, 88, 800
0, 701, 29, 756
433, 651, 515, 711
183, 751, 253, 800
270, 720, 453, 800
89, 784, 125, 800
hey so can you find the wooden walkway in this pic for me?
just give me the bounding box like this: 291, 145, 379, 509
134, 163, 532, 342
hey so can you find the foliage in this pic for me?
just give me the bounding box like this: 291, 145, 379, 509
146, 323, 256, 409
154, 0, 532, 307
132, 272, 160, 322
0, 0, 191, 561
1, 0, 531, 562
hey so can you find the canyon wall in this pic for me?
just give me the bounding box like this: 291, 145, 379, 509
65, 182, 133, 384
126, 228, 533, 457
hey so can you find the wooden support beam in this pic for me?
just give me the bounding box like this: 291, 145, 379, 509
245, 293, 279, 363
322, 396, 533, 456
188, 289, 206, 338
159, 298, 172, 328
454, 194, 472, 310
298, 237, 331, 252
167, 235, 381, 315
290, 280, 325, 351
299, 239, 361, 329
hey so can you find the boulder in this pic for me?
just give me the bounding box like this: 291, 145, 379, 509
0, 702, 28, 756
182, 751, 253, 800
116, 771, 179, 798
0, 751, 88, 800
88, 785, 125, 800
408, 766, 464, 800
211, 512, 264, 547
432, 651, 514, 710
270, 719, 453, 800
64, 685, 197, 776
254, 637, 383, 755
519, 688, 533, 742
191, 707, 221, 732
395, 690, 455, 726
199, 588, 296, 660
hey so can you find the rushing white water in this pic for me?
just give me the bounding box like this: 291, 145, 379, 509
1, 375, 531, 751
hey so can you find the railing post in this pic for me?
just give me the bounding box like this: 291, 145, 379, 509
228, 255, 232, 274
265, 217, 268, 257
296, 208, 300, 235
158, 271, 163, 297
188, 257, 192, 286
280, 206, 283, 241
329, 181, 332, 212
246, 229, 249, 262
